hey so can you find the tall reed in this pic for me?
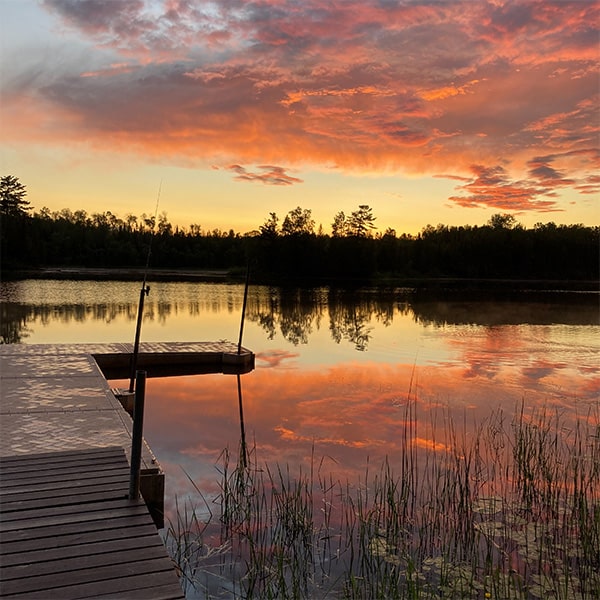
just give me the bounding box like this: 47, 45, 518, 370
165, 402, 600, 599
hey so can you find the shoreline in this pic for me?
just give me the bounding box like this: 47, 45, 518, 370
2, 267, 599, 293
3, 267, 235, 282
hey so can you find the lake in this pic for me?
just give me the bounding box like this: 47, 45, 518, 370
1, 279, 599, 598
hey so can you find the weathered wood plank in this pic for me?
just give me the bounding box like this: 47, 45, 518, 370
0, 461, 133, 484
0, 533, 164, 567
1, 570, 185, 600
0, 452, 125, 474
1, 470, 129, 490
2, 447, 125, 461
1, 512, 153, 544
0, 447, 183, 599
0, 446, 124, 466
1, 544, 171, 580
0, 487, 131, 512
0, 471, 130, 497
0, 501, 150, 531
0, 452, 127, 474
0, 556, 178, 596
0, 523, 159, 556
89, 582, 188, 600
0, 497, 141, 523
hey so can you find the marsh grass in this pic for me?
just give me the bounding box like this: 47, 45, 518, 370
164, 403, 600, 599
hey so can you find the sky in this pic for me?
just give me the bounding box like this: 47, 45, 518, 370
1, 0, 598, 235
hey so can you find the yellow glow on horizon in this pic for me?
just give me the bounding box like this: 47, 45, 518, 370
6, 141, 597, 237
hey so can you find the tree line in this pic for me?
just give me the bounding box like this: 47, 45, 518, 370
1, 175, 598, 283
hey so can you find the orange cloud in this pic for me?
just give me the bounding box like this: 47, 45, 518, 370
80, 63, 138, 78
417, 80, 483, 102
448, 164, 563, 211
225, 164, 303, 186
0, 0, 594, 214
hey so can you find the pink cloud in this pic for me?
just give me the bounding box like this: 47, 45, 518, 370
256, 349, 300, 368
448, 164, 562, 212
80, 63, 139, 78
0, 1, 589, 214
226, 164, 303, 186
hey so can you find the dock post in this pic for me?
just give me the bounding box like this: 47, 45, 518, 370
129, 285, 150, 393
237, 264, 250, 354
129, 370, 146, 500
237, 374, 248, 468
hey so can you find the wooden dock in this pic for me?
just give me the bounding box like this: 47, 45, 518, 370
0, 341, 253, 461
0, 447, 184, 599
0, 341, 255, 599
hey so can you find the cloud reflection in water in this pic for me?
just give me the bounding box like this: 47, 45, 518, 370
137, 340, 597, 520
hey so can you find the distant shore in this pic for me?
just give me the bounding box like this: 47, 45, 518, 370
4, 267, 235, 282
3, 267, 598, 294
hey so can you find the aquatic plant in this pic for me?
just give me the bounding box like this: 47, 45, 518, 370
164, 403, 600, 599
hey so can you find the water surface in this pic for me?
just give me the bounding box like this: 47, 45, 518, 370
2, 279, 597, 504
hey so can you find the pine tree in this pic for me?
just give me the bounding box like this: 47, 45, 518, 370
0, 176, 31, 216
348, 205, 377, 237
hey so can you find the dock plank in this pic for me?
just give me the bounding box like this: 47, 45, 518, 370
0, 523, 160, 556
0, 570, 185, 600
90, 582, 190, 600
0, 470, 130, 494
1, 544, 170, 580
0, 502, 150, 532
1, 558, 178, 597
0, 447, 183, 600
0, 534, 165, 568
2, 507, 154, 543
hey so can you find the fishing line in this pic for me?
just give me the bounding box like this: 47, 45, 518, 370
142, 180, 162, 283
129, 181, 163, 393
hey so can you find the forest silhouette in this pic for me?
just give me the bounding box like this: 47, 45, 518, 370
1, 176, 598, 284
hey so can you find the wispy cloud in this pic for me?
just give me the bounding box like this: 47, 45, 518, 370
449, 164, 563, 212
2, 0, 597, 213
256, 349, 300, 367
226, 164, 303, 185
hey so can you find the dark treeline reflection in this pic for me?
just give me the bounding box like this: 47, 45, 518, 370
2, 285, 597, 347
248, 288, 409, 350
0, 302, 139, 344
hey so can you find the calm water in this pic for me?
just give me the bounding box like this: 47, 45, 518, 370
0, 280, 600, 600
2, 279, 599, 515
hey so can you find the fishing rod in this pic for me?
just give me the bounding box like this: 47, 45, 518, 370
128, 182, 162, 393
237, 261, 251, 355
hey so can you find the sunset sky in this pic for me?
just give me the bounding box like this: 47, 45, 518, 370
1, 0, 598, 235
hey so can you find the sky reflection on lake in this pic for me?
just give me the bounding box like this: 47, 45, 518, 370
129, 336, 598, 519
1, 280, 598, 522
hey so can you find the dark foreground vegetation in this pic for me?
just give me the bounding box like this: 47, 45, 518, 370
166, 405, 600, 599
1, 175, 598, 283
